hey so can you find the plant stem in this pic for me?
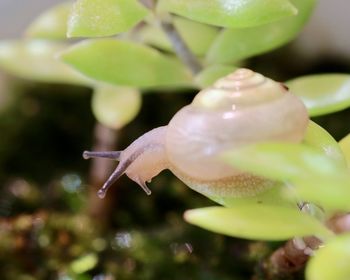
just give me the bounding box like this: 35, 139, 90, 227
138, 0, 202, 75
160, 21, 202, 75
139, 0, 154, 9
86, 123, 119, 226
267, 236, 321, 277
262, 213, 350, 278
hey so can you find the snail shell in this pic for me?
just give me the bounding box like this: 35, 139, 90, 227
83, 68, 309, 199
167, 68, 308, 181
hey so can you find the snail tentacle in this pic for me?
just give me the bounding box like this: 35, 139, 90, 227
83, 126, 168, 198
97, 160, 131, 199
83, 151, 121, 160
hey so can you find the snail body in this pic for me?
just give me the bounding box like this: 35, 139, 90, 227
83, 69, 309, 199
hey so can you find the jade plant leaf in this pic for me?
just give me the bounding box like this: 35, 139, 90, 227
208, 183, 296, 209
303, 121, 347, 165
139, 17, 219, 57
306, 234, 350, 280
195, 65, 236, 88
222, 142, 346, 182
0, 40, 89, 85
92, 85, 141, 129
158, 0, 297, 29
295, 180, 350, 212
221, 142, 350, 211
67, 0, 149, 37
59, 39, 192, 87
207, 0, 315, 63
26, 2, 71, 40
173, 17, 219, 56
184, 205, 332, 241
339, 134, 350, 167
287, 74, 350, 116
136, 23, 170, 51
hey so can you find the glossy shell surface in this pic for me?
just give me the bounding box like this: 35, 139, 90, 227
165, 69, 309, 181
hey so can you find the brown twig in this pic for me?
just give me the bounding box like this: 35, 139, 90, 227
267, 236, 321, 277
86, 123, 119, 226
326, 213, 350, 233
159, 21, 202, 75
139, 0, 202, 75
139, 0, 155, 9
261, 213, 350, 279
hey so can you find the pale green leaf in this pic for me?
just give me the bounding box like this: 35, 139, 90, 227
158, 0, 297, 29
136, 23, 171, 51
26, 2, 71, 40
59, 39, 192, 87
287, 74, 350, 116
67, 0, 149, 37
303, 121, 347, 166
184, 205, 332, 241
207, 0, 315, 63
92, 85, 141, 129
221, 142, 350, 210
222, 143, 346, 182
70, 253, 98, 274
174, 17, 220, 56
339, 134, 350, 167
294, 180, 350, 212
0, 40, 89, 85
306, 234, 350, 280
209, 183, 296, 208
195, 65, 237, 88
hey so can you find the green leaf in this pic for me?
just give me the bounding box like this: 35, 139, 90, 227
139, 17, 219, 57
59, 39, 192, 87
184, 205, 332, 241
306, 234, 350, 280
137, 23, 171, 51
303, 121, 347, 166
173, 17, 220, 56
67, 0, 149, 37
222, 142, 346, 182
209, 183, 296, 208
92, 85, 141, 129
295, 178, 350, 212
158, 0, 297, 29
339, 134, 350, 167
195, 65, 237, 88
221, 142, 350, 210
0, 40, 89, 85
26, 2, 71, 40
207, 0, 315, 63
287, 74, 350, 116
70, 253, 98, 274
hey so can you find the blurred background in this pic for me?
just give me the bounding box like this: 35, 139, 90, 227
0, 1, 349, 280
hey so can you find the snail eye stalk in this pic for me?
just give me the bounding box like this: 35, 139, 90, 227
83, 150, 126, 198
83, 150, 152, 198
83, 151, 121, 160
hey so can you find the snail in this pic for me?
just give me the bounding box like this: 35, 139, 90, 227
83, 68, 309, 199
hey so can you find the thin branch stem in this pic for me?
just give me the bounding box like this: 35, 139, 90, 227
86, 123, 119, 226
138, 0, 202, 75
266, 236, 321, 277
261, 213, 350, 278
139, 0, 155, 9
159, 21, 202, 75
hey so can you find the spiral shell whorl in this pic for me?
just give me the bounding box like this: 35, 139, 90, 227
192, 68, 286, 111
214, 68, 265, 90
